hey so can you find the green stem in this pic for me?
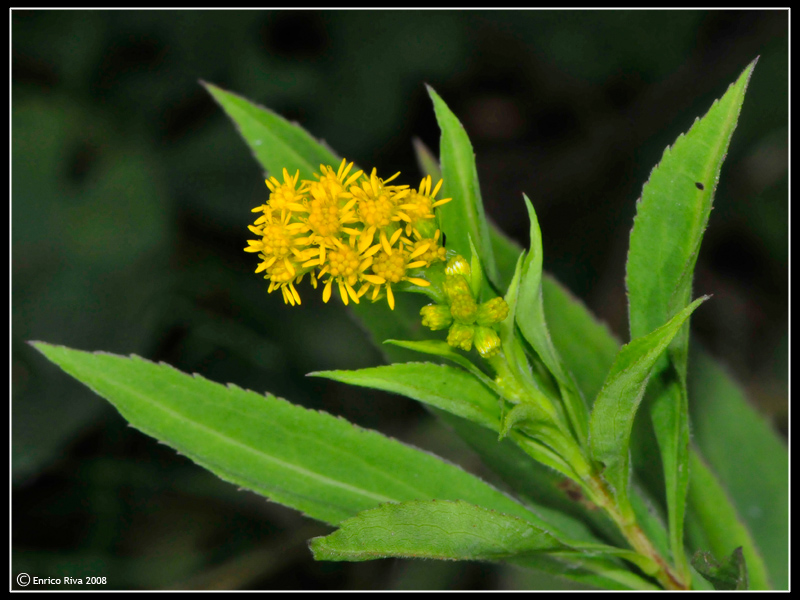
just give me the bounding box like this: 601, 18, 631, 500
584, 475, 688, 590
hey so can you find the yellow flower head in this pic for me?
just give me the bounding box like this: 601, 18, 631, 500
245, 159, 448, 309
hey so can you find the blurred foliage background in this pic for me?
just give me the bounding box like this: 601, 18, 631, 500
12, 9, 787, 590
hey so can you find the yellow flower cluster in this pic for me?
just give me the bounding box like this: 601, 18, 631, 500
244, 159, 451, 309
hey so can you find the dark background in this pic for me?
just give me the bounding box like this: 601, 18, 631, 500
13, 10, 787, 590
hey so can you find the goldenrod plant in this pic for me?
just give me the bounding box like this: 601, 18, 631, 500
33, 58, 786, 590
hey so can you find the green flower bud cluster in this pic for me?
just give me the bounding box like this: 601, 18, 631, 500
420, 256, 509, 358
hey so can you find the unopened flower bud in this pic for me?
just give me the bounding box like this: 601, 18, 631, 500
450, 294, 478, 324
474, 326, 502, 358
476, 297, 510, 326
443, 274, 473, 303
420, 304, 453, 331
447, 322, 474, 351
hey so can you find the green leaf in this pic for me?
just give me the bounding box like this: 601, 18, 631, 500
692, 546, 749, 590
516, 195, 588, 446
382, 339, 499, 394
626, 59, 757, 345
310, 499, 566, 562
499, 252, 540, 393
427, 85, 497, 283
32, 343, 546, 528
589, 297, 706, 510
688, 349, 787, 589
203, 81, 339, 181
686, 449, 770, 590
649, 374, 690, 578
311, 362, 500, 432
311, 499, 659, 580
625, 59, 757, 582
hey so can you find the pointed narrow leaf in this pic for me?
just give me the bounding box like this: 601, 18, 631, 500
382, 339, 499, 393
626, 59, 756, 344
203, 82, 339, 181
516, 194, 588, 446
33, 343, 545, 527
500, 252, 540, 392
427, 85, 497, 282
589, 297, 707, 507
312, 362, 500, 432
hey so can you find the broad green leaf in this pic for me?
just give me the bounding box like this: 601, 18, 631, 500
311, 362, 500, 432
310, 499, 566, 561
625, 59, 757, 582
315, 362, 575, 481
33, 343, 548, 528
311, 499, 659, 579
516, 195, 588, 446
685, 448, 770, 590
688, 349, 787, 589
589, 297, 706, 511
427, 85, 497, 283
692, 547, 749, 591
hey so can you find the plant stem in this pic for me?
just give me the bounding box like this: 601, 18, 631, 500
585, 475, 688, 590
